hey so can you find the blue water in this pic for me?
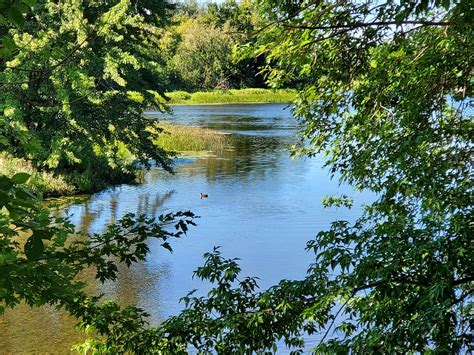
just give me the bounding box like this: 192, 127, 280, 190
0, 103, 371, 353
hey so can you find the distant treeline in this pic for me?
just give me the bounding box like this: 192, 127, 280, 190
158, 0, 269, 91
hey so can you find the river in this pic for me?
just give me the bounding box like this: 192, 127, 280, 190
0, 103, 371, 353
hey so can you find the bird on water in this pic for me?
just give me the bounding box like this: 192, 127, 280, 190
200, 193, 208, 199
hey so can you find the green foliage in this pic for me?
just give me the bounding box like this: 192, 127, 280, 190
157, 0, 268, 91
0, 173, 197, 344
167, 90, 192, 102
171, 17, 238, 90
0, 0, 36, 56
0, 0, 174, 186
203, 0, 256, 33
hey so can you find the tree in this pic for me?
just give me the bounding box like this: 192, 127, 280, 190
0, 0, 174, 191
202, 0, 268, 89
0, 0, 37, 56
160, 1, 267, 91
171, 17, 238, 90
108, 0, 471, 352
2, 0, 472, 353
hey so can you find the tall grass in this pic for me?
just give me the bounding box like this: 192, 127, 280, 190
0, 153, 76, 197
0, 152, 139, 197
166, 88, 296, 104
153, 124, 229, 152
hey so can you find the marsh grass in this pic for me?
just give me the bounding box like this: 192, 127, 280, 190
0, 153, 76, 196
153, 124, 229, 152
166, 88, 296, 104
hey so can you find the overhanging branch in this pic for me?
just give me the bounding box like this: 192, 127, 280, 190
282, 20, 455, 31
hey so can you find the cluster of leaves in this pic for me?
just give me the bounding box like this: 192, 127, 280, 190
158, 0, 267, 90
1, 0, 175, 190
0, 173, 197, 345
77, 0, 472, 352
0, 0, 36, 56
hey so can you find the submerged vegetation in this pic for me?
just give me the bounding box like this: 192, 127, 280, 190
166, 88, 296, 104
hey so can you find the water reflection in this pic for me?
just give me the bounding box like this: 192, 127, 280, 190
146, 103, 298, 136
0, 104, 370, 353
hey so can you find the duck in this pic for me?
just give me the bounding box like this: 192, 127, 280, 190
200, 193, 208, 199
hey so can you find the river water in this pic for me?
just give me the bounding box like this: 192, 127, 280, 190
0, 103, 371, 353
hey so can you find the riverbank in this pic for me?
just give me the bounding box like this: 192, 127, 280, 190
0, 154, 77, 196
166, 88, 296, 104
0, 124, 228, 197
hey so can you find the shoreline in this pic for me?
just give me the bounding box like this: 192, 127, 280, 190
169, 101, 292, 106
165, 88, 296, 105
1, 123, 229, 198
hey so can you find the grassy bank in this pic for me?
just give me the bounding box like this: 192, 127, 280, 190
166, 88, 296, 104
0, 153, 141, 197
153, 124, 229, 152
1, 125, 228, 197
0, 153, 77, 196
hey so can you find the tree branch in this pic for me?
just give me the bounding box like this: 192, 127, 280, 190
282, 20, 455, 31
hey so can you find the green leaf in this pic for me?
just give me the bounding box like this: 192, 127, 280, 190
7, 6, 24, 27
11, 172, 30, 184
0, 176, 13, 190
0, 134, 9, 145
0, 15, 8, 26
0, 191, 10, 207
1, 35, 16, 52
161, 242, 173, 253
13, 2, 30, 13
24, 235, 44, 260
21, 0, 37, 7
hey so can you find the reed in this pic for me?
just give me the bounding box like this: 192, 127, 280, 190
153, 124, 229, 152
166, 88, 296, 104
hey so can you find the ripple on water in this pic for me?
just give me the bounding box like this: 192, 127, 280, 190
0, 104, 373, 354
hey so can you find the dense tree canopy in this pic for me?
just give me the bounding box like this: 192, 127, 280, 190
160, 0, 265, 90
1, 0, 269, 194
1, 0, 175, 191
1, 0, 472, 353
171, 17, 238, 90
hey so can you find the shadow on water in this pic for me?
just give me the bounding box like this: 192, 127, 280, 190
0, 103, 371, 353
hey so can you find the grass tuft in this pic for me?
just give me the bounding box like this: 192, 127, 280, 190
152, 124, 229, 152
